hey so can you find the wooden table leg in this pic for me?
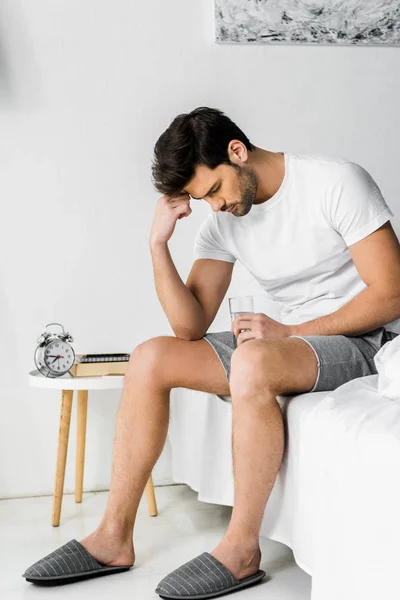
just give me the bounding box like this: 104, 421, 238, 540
75, 390, 88, 503
52, 389, 73, 527
145, 473, 158, 516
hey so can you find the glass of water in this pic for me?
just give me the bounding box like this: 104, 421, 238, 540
228, 295, 254, 347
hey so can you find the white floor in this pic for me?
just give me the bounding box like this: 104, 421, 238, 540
0, 484, 311, 599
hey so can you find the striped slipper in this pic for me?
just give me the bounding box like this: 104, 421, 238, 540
155, 551, 267, 599
22, 539, 133, 586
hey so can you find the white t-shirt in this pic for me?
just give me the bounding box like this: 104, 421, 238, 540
193, 152, 400, 333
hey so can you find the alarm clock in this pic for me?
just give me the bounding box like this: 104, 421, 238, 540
34, 323, 76, 378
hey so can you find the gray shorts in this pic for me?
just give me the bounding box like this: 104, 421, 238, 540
203, 326, 399, 393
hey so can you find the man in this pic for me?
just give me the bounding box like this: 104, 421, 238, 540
23, 107, 400, 599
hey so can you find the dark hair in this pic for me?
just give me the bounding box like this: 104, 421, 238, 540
151, 107, 255, 196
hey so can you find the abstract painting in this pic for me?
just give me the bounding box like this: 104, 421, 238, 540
215, 0, 400, 45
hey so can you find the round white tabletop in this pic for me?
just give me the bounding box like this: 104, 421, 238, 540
28, 370, 125, 390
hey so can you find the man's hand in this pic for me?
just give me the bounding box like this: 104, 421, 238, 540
231, 313, 293, 346
149, 192, 192, 246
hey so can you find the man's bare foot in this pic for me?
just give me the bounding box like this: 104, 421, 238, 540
79, 527, 135, 567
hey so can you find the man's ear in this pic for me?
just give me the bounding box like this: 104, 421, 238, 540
227, 140, 248, 165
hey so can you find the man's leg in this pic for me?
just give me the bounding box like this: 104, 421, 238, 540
207, 337, 318, 580
79, 336, 231, 567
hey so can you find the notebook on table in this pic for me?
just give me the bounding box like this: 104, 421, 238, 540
70, 353, 131, 377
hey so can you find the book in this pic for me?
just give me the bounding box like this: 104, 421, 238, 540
77, 353, 131, 363
69, 353, 131, 377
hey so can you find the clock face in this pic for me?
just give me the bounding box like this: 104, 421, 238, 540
44, 341, 75, 373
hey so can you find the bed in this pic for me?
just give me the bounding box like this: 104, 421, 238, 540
169, 371, 400, 600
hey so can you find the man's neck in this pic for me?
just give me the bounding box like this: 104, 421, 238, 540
248, 148, 285, 204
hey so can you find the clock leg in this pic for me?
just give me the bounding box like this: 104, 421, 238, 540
75, 390, 88, 503
52, 389, 73, 527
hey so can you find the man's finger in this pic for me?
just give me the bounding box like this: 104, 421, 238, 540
232, 318, 253, 333
237, 331, 256, 345
233, 312, 255, 322
167, 193, 190, 202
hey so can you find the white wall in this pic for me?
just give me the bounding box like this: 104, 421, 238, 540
1, 0, 399, 499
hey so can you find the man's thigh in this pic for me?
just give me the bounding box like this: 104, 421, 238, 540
204, 328, 392, 396
289, 327, 391, 393
129, 336, 231, 397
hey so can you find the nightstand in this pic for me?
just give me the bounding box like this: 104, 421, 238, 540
28, 370, 158, 526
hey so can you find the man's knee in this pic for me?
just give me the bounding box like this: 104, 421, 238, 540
230, 339, 287, 397
125, 336, 177, 383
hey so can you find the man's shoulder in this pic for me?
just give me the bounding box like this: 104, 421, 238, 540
290, 151, 352, 169
289, 152, 370, 187
196, 209, 227, 239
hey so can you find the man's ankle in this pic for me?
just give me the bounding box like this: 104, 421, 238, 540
223, 530, 260, 551
96, 518, 134, 544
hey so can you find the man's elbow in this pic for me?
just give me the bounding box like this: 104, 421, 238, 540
173, 326, 206, 342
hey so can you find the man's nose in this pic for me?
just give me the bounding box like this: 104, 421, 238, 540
211, 199, 225, 212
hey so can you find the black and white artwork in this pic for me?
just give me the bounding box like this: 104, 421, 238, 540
215, 0, 400, 46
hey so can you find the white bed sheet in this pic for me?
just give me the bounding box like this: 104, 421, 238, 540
169, 374, 400, 600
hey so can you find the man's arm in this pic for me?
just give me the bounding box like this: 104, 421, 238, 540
149, 192, 234, 340
290, 222, 400, 337
150, 241, 206, 340
150, 243, 233, 340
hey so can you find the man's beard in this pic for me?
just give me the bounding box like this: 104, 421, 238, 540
230, 163, 258, 216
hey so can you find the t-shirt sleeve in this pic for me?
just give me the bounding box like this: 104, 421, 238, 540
193, 214, 236, 263
323, 161, 394, 247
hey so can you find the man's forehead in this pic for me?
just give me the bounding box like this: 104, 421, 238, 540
184, 164, 222, 198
